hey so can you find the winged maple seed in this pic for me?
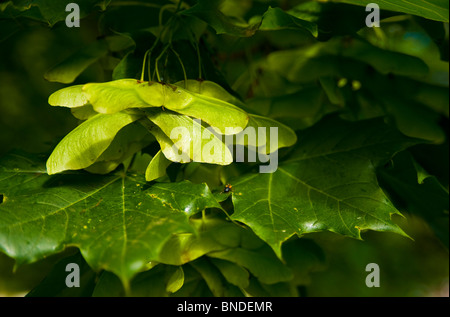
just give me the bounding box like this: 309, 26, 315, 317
47, 79, 296, 178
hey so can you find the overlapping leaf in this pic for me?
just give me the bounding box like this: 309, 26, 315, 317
182, 0, 261, 37
46, 112, 141, 175
145, 111, 233, 166
179, 79, 298, 151
48, 78, 297, 178
230, 116, 420, 257
51, 79, 250, 134
0, 152, 222, 286
145, 150, 172, 182
45, 40, 109, 84
84, 121, 153, 175
91, 217, 324, 297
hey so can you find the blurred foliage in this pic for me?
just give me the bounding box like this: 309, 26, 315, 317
0, 14, 104, 156
308, 215, 449, 297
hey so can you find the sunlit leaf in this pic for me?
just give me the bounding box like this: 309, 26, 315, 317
145, 150, 172, 182
48, 85, 89, 108
230, 117, 419, 257
0, 152, 221, 285
85, 121, 153, 175
146, 111, 233, 166
235, 114, 298, 153
80, 79, 249, 134
82, 79, 150, 113
47, 112, 141, 175
178, 79, 297, 151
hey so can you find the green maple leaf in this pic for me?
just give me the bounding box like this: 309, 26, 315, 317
230, 116, 421, 257
331, 0, 449, 22
0, 152, 221, 287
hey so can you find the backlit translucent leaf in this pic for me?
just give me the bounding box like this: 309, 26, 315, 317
81, 79, 249, 134
178, 79, 297, 151
145, 150, 172, 182
146, 111, 233, 166
82, 79, 150, 114
175, 80, 245, 108
140, 119, 191, 164
235, 114, 298, 154
48, 85, 89, 108
70, 105, 97, 120
174, 80, 249, 134
84, 121, 153, 175
168, 88, 249, 135
46, 112, 141, 175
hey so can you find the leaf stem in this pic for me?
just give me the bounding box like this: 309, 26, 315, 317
195, 41, 202, 80
155, 44, 171, 82
171, 48, 188, 87
140, 50, 149, 82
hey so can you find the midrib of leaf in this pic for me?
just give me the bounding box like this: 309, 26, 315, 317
267, 173, 279, 242
0, 175, 121, 229
0, 173, 40, 187
279, 167, 352, 232
121, 176, 128, 281
377, 0, 446, 19
333, 0, 449, 22
229, 118, 417, 257
278, 167, 396, 234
